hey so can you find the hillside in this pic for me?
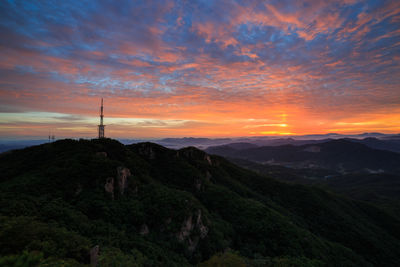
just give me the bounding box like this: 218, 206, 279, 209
1, 139, 400, 266
228, 158, 400, 213
347, 137, 400, 154
206, 139, 400, 173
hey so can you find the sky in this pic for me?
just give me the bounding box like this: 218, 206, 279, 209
0, 0, 399, 139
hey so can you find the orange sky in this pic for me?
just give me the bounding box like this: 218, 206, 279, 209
0, 0, 399, 139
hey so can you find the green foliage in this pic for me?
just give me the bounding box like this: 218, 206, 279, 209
0, 250, 84, 267
0, 139, 399, 266
262, 256, 324, 267
0, 251, 44, 267
0, 216, 90, 263
98, 248, 146, 267
198, 251, 246, 267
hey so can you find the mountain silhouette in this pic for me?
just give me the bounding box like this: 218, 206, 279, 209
0, 139, 400, 266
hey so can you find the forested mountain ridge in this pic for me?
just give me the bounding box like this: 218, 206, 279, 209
1, 139, 400, 266
206, 139, 400, 173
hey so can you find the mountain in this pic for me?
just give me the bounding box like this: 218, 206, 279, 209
0, 140, 49, 153
206, 139, 400, 173
346, 137, 400, 153
228, 158, 339, 183
324, 173, 400, 211
2, 133, 400, 153
227, 158, 400, 212
1, 139, 400, 266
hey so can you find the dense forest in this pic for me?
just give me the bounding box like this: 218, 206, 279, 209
1, 139, 400, 266
205, 139, 400, 172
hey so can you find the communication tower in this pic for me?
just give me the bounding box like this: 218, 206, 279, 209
98, 98, 105, 138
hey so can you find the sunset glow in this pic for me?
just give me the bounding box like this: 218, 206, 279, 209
0, 0, 399, 139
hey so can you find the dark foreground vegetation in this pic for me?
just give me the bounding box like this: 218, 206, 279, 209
1, 139, 400, 266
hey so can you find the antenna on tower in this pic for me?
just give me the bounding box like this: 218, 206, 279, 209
98, 98, 105, 138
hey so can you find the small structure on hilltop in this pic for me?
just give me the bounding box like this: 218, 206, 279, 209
98, 98, 105, 139
48, 131, 55, 142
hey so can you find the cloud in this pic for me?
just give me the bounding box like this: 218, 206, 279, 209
0, 0, 399, 137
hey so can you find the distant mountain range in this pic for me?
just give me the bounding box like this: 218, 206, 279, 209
1, 132, 400, 153
206, 139, 400, 173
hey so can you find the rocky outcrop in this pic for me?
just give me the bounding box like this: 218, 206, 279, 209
104, 177, 114, 199
140, 224, 149, 236
204, 155, 212, 165
176, 147, 218, 170
90, 245, 99, 267
177, 209, 209, 252
188, 236, 200, 252
194, 171, 213, 191
178, 214, 194, 242
104, 167, 132, 197
196, 209, 208, 238
117, 167, 130, 195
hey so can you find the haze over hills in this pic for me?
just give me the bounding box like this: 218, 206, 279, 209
206, 139, 400, 173
1, 139, 400, 266
122, 133, 400, 151
1, 132, 400, 153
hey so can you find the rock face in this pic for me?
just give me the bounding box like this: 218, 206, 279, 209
104, 177, 114, 199
204, 155, 212, 165
196, 210, 208, 238
177, 209, 209, 252
140, 224, 149, 236
194, 171, 213, 191
117, 167, 130, 195
104, 167, 131, 197
177, 214, 194, 242
176, 147, 218, 167
90, 245, 99, 267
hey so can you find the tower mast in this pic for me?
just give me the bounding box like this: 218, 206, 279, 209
98, 98, 105, 138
